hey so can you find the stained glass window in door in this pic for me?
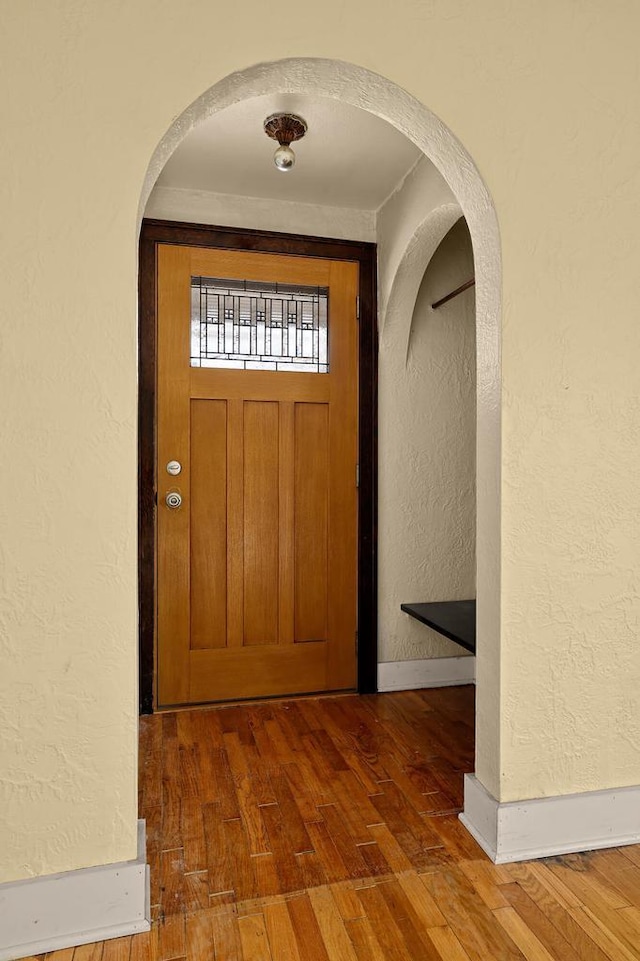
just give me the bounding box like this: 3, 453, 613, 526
191, 276, 329, 372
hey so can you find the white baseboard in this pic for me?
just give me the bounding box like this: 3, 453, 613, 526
0, 820, 150, 961
378, 656, 475, 692
460, 774, 640, 863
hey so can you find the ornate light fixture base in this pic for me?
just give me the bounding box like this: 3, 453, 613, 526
263, 113, 308, 146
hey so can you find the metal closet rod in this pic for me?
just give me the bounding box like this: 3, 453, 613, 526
432, 277, 475, 310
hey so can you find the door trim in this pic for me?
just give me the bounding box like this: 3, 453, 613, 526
138, 219, 378, 713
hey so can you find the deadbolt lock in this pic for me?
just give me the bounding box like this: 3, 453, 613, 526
166, 460, 182, 476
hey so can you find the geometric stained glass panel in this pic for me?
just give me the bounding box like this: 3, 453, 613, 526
190, 276, 329, 372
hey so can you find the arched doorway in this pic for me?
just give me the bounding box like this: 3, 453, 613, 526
139, 57, 502, 793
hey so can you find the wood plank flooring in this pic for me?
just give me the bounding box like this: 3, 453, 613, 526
35, 688, 640, 960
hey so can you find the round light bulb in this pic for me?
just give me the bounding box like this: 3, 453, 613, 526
274, 143, 295, 171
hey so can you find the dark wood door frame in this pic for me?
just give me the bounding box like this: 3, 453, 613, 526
138, 219, 378, 714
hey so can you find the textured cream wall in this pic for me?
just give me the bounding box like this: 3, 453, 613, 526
145, 185, 377, 242
2, 0, 640, 882
377, 158, 456, 321
376, 158, 471, 660
378, 217, 476, 662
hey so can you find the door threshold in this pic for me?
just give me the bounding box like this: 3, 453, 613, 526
154, 688, 358, 713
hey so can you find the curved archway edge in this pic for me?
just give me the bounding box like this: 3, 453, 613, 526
140, 57, 502, 793
382, 202, 464, 360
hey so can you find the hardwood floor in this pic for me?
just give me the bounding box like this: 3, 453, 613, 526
37, 688, 640, 960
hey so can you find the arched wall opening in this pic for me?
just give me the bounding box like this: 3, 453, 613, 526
378, 216, 477, 676
140, 57, 502, 797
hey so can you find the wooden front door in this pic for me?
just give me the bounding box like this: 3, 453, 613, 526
156, 245, 359, 707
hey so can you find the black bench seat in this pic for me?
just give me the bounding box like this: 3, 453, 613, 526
400, 600, 476, 654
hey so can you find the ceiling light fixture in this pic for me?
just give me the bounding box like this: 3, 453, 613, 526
263, 113, 307, 171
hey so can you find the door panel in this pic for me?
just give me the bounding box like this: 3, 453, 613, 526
294, 402, 329, 643
157, 245, 358, 706
243, 400, 279, 647
190, 398, 227, 650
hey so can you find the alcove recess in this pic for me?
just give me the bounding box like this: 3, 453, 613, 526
400, 219, 476, 654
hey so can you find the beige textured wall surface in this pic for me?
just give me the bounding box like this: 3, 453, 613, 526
2, 0, 640, 882
378, 218, 476, 662
377, 158, 456, 320
145, 185, 377, 242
